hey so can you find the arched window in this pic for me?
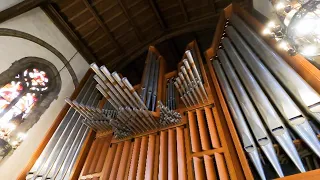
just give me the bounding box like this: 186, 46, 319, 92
0, 57, 61, 159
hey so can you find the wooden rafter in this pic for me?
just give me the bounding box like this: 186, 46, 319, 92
209, 0, 217, 13
42, 4, 98, 64
111, 13, 220, 70
83, 0, 124, 54
148, 0, 166, 29
117, 0, 143, 42
177, 0, 189, 22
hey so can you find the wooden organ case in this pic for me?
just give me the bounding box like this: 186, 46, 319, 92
19, 3, 320, 180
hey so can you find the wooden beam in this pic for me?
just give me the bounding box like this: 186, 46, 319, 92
209, 0, 217, 13
177, 0, 188, 22
117, 0, 143, 42
111, 13, 219, 70
42, 4, 98, 65
148, 0, 166, 29
0, 0, 49, 23
83, 0, 124, 54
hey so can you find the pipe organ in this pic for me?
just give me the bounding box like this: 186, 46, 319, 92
20, 4, 320, 180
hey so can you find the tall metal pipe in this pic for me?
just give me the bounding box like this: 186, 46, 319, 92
218, 50, 283, 177
225, 25, 320, 158
230, 15, 320, 122
220, 42, 305, 172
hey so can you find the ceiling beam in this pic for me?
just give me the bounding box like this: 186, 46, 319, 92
148, 0, 166, 29
82, 0, 124, 54
0, 0, 50, 23
177, 0, 188, 22
42, 4, 98, 65
209, 0, 217, 14
111, 13, 219, 70
117, 0, 143, 42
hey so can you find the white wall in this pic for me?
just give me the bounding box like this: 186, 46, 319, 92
253, 0, 275, 20
0, 7, 89, 179
0, 0, 23, 12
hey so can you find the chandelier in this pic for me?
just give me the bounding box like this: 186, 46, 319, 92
263, 0, 320, 57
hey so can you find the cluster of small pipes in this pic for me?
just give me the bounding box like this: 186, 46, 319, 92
65, 98, 114, 131
89, 63, 183, 139
158, 101, 182, 126
174, 50, 208, 107
166, 78, 176, 110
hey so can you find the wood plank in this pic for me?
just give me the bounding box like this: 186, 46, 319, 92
153, 134, 161, 180
187, 111, 201, 152
195, 109, 211, 150
124, 141, 135, 179
204, 106, 221, 148
176, 127, 187, 180
184, 128, 194, 180
144, 134, 156, 179
215, 153, 229, 180
82, 0, 124, 54
88, 138, 104, 174
168, 129, 178, 180
136, 136, 149, 180
203, 155, 217, 180
193, 157, 206, 180
109, 142, 125, 180
148, 0, 166, 28
94, 134, 112, 173
100, 143, 118, 179
117, 141, 132, 180
128, 137, 142, 180
159, 131, 168, 180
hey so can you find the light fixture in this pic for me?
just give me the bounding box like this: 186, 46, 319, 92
263, 0, 320, 57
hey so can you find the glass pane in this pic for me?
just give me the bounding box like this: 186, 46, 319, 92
0, 81, 23, 102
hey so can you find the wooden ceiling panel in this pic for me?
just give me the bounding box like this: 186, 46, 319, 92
215, 0, 232, 10
91, 0, 117, 14
99, 49, 121, 63
68, 10, 92, 27
87, 35, 109, 49
110, 22, 133, 38
82, 28, 104, 43
128, 0, 150, 17
102, 13, 127, 31
60, 1, 86, 18
94, 42, 114, 56
42, 0, 248, 72
188, 6, 214, 21
56, 0, 80, 11
94, 42, 115, 57
163, 14, 185, 27
117, 31, 141, 51
76, 19, 99, 37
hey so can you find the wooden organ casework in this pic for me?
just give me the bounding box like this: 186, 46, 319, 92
19, 3, 320, 180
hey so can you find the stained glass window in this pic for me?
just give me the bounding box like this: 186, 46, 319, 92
0, 68, 49, 145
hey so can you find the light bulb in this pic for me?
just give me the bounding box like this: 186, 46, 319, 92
301, 45, 317, 56
267, 21, 276, 28
276, 2, 285, 10
11, 141, 18, 146
279, 41, 289, 50
263, 28, 272, 35
17, 132, 26, 140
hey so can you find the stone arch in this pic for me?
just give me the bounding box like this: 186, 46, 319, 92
0, 28, 78, 86
0, 57, 62, 136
